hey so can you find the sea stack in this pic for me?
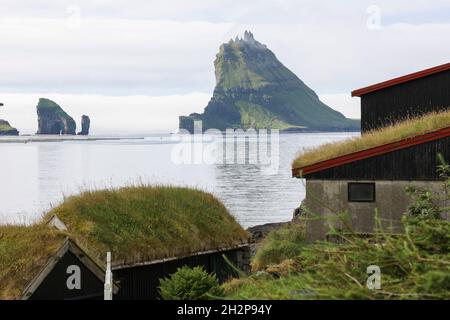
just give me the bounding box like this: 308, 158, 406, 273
179, 31, 360, 132
0, 103, 19, 136
0, 119, 19, 136
77, 115, 90, 135
36, 98, 76, 135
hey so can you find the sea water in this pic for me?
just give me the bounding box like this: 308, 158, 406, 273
0, 132, 357, 228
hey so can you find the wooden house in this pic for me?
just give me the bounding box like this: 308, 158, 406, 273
292, 63, 450, 241
41, 187, 250, 300
0, 223, 118, 300
1, 187, 250, 300
353, 62, 450, 132
112, 244, 248, 300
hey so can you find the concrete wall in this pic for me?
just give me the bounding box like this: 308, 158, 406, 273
302, 180, 448, 241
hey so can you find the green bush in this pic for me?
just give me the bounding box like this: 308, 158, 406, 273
406, 187, 442, 219
159, 266, 223, 300
406, 153, 449, 220
415, 271, 450, 295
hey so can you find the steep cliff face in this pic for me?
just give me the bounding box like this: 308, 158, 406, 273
180, 31, 360, 132
0, 120, 19, 136
77, 115, 90, 135
36, 98, 76, 135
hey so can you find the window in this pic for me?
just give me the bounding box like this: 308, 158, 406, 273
348, 183, 375, 202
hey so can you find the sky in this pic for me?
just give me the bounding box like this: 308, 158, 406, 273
0, 0, 449, 133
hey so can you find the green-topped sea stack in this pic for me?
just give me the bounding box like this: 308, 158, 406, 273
36, 98, 76, 135
179, 31, 360, 132
0, 119, 19, 136
0, 103, 19, 136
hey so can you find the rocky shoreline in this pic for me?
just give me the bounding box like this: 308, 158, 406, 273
246, 221, 290, 257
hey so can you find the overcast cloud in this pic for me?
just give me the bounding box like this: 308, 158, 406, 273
0, 1, 449, 132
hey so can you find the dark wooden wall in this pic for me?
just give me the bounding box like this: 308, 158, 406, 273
30, 251, 104, 300
113, 248, 243, 300
361, 69, 450, 132
304, 136, 450, 180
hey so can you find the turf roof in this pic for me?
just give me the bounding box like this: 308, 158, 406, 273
43, 185, 250, 267
0, 224, 67, 300
0, 186, 250, 299
292, 111, 450, 171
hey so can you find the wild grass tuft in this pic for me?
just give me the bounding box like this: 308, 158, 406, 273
251, 223, 306, 272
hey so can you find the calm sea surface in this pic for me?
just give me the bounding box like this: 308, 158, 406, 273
0, 132, 357, 228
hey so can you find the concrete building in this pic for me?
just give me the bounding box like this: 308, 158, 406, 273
292, 62, 450, 241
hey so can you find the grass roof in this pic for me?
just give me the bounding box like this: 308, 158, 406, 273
0, 224, 66, 300
292, 110, 450, 170
44, 185, 250, 267
0, 186, 249, 299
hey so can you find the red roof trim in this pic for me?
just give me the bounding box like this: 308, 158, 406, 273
351, 62, 450, 97
292, 126, 450, 177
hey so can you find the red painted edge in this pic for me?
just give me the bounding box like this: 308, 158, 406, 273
292, 126, 450, 177
351, 62, 450, 97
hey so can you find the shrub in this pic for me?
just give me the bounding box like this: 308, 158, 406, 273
159, 266, 223, 300
415, 271, 450, 296
406, 187, 442, 219
406, 154, 449, 220
405, 216, 450, 253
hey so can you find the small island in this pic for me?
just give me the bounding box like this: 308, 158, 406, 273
0, 119, 19, 136
0, 103, 19, 136
36, 98, 77, 135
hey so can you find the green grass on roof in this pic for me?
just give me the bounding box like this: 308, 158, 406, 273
0, 186, 249, 298
0, 224, 66, 300
44, 185, 250, 267
292, 111, 450, 170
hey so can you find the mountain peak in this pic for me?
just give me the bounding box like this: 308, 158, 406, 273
229, 31, 264, 47
243, 30, 255, 42
180, 33, 360, 132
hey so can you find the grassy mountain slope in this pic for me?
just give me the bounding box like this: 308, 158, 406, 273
180, 31, 360, 132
